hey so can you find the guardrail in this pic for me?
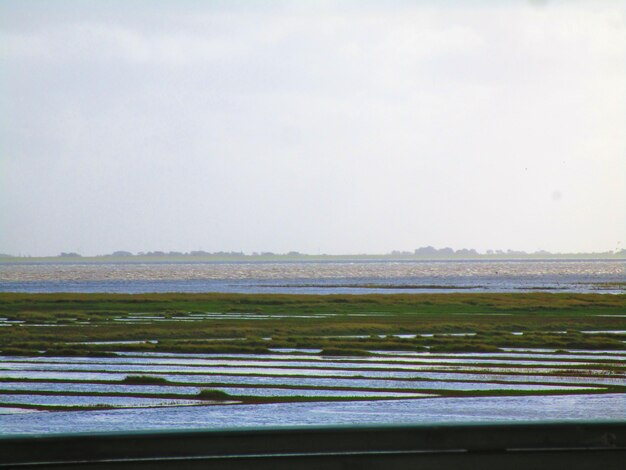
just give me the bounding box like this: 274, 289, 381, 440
1, 421, 625, 469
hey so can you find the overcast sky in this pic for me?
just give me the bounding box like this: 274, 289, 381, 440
1, 0, 624, 256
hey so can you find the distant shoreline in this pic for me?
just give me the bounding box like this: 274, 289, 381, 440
1, 254, 624, 264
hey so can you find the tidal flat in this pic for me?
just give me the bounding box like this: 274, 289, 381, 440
0, 292, 624, 433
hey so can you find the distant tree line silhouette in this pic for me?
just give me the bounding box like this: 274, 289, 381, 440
1, 249, 625, 259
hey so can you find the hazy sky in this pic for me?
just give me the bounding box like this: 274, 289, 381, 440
1, 0, 624, 256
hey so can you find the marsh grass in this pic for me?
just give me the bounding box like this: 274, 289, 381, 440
197, 389, 231, 400
121, 375, 169, 385
321, 348, 371, 356
1, 293, 625, 355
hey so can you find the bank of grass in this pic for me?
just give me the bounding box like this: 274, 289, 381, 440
121, 375, 170, 385
197, 389, 231, 400
1, 292, 625, 317
1, 293, 625, 355
3, 334, 624, 356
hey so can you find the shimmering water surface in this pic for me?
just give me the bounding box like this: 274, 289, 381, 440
1, 350, 624, 434
0, 260, 623, 293
3, 394, 625, 435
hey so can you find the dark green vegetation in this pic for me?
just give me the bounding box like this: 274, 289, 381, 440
197, 389, 232, 400
1, 292, 625, 355
121, 375, 170, 385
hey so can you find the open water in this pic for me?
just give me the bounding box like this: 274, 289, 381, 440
2, 394, 625, 435
0, 260, 623, 294
1, 349, 625, 435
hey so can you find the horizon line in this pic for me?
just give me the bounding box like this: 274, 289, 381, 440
1, 248, 625, 259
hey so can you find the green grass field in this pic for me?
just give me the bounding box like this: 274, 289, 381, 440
1, 292, 625, 356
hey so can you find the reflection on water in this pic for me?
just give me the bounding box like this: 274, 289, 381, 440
1, 348, 624, 435
2, 394, 625, 435
0, 260, 623, 293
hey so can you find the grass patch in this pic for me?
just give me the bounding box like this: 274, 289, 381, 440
121, 375, 169, 385
1, 292, 625, 354
429, 343, 501, 353
197, 389, 231, 400
321, 348, 371, 356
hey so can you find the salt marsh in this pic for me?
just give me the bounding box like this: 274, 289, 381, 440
1, 291, 624, 434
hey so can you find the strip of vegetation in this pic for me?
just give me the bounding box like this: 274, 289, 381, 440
121, 375, 170, 385
197, 389, 232, 400
3, 330, 625, 357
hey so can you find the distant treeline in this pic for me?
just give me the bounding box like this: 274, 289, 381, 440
1, 246, 625, 261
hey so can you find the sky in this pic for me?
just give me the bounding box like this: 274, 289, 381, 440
1, 0, 624, 256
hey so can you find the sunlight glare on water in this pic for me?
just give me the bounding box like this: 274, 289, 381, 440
0, 261, 623, 293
